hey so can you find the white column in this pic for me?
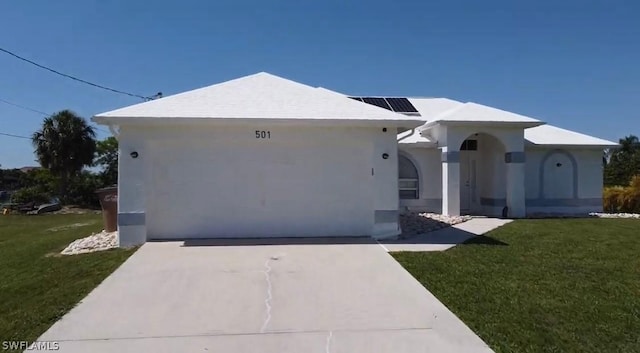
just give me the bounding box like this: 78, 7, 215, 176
371, 130, 401, 239
442, 148, 461, 216
505, 152, 526, 218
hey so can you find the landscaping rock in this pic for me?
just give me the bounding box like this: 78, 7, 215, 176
61, 230, 118, 255
400, 212, 472, 237
588, 212, 640, 219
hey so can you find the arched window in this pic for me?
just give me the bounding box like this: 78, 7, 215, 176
399, 154, 419, 199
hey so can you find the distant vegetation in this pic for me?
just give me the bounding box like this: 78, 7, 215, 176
0, 110, 118, 208
604, 135, 640, 187
603, 135, 640, 213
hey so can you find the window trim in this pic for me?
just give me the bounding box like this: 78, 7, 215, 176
399, 177, 419, 199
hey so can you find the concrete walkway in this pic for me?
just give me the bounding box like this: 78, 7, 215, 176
35, 238, 493, 352
381, 217, 512, 252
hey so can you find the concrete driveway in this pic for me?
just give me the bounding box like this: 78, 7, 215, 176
36, 238, 493, 352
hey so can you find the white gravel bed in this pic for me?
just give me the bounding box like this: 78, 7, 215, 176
61, 230, 118, 255
400, 212, 472, 237
589, 212, 640, 219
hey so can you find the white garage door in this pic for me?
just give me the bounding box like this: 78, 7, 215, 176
146, 137, 373, 239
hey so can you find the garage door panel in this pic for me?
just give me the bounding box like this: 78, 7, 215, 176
146, 138, 373, 238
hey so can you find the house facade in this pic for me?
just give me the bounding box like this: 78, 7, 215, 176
93, 73, 616, 247
394, 99, 615, 217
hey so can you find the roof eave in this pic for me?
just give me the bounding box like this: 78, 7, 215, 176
421, 120, 545, 130
525, 142, 619, 149
398, 141, 437, 148
92, 116, 424, 128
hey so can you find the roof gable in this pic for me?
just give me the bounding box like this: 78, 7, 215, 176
94, 72, 419, 125
525, 124, 618, 147
432, 102, 543, 125
407, 98, 463, 120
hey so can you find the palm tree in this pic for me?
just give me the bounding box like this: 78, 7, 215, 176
619, 135, 639, 154
32, 110, 96, 199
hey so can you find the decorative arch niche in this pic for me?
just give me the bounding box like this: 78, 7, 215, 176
539, 149, 578, 199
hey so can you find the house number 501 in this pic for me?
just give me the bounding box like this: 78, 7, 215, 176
255, 130, 271, 139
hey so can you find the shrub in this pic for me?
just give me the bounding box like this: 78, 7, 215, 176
19, 169, 58, 195
11, 187, 51, 205
631, 175, 640, 190
603, 175, 640, 213
627, 175, 640, 211
0, 168, 26, 190
62, 172, 103, 208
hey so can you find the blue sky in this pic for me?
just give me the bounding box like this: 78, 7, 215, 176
1, 0, 638, 168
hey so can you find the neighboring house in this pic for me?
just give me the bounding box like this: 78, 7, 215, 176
93, 72, 617, 246
19, 166, 41, 173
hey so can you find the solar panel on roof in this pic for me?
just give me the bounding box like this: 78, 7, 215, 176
361, 97, 392, 111
349, 96, 420, 116
386, 98, 419, 113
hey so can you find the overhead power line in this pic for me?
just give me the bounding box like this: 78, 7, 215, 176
0, 131, 31, 140
0, 98, 49, 116
0, 97, 110, 134
0, 46, 157, 100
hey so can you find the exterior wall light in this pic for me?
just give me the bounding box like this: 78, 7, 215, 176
382, 153, 389, 159
130, 151, 139, 159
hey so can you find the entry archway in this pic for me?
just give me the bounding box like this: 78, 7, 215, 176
458, 133, 507, 215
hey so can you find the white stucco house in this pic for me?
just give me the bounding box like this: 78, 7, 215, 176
93, 72, 617, 246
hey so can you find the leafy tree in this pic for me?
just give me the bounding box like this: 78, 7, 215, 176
64, 171, 103, 208
16, 168, 103, 207
31, 110, 96, 199
604, 135, 640, 186
0, 168, 27, 190
95, 136, 118, 186
11, 186, 51, 205
19, 168, 58, 194
620, 135, 640, 152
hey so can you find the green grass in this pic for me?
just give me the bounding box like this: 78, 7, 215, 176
0, 214, 136, 347
393, 219, 640, 353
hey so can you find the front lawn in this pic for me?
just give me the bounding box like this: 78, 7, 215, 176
393, 219, 640, 353
0, 214, 136, 347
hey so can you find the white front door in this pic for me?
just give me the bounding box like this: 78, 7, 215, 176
459, 152, 477, 214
